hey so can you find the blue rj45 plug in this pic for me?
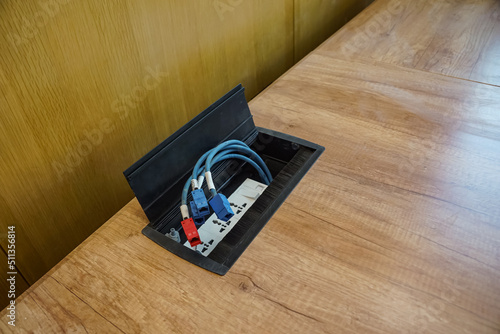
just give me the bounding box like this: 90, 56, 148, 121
191, 189, 210, 217
209, 193, 234, 221
189, 201, 206, 227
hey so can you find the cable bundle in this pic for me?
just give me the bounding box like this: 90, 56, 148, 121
179, 140, 272, 247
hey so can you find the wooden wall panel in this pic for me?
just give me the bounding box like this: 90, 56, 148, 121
0, 0, 369, 307
294, 0, 374, 61
0, 0, 293, 289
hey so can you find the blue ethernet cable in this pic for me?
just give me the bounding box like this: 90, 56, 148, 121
205, 141, 272, 182
190, 141, 272, 193
180, 140, 273, 223
181, 152, 270, 206
203, 141, 272, 221
213, 152, 270, 183
192, 141, 255, 181
190, 144, 245, 191
180, 152, 271, 224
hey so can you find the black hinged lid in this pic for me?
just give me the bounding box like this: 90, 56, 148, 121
123, 84, 256, 224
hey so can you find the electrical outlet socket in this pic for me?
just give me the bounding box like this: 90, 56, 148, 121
183, 178, 267, 256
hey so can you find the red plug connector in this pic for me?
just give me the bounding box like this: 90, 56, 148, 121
181, 218, 202, 247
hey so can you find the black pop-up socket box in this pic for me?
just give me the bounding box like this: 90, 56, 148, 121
124, 84, 324, 275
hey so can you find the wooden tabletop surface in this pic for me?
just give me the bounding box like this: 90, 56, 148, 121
2, 0, 500, 332
321, 0, 500, 86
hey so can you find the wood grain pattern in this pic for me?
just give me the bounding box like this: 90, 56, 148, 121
1, 32, 499, 332
293, 0, 374, 61
0, 0, 372, 301
0, 0, 294, 290
319, 0, 500, 86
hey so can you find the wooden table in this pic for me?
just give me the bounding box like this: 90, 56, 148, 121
3, 0, 499, 332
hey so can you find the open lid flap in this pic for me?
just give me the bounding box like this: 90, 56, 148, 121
123, 84, 256, 224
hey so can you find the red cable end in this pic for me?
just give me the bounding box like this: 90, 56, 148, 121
181, 218, 202, 247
